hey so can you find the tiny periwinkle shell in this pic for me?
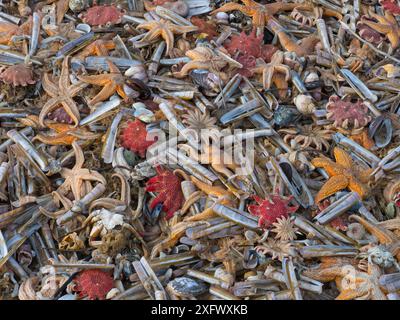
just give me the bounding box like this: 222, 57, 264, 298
167, 277, 208, 297
69, 0, 88, 13
294, 94, 315, 115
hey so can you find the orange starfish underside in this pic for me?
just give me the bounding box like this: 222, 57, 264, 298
311, 147, 372, 203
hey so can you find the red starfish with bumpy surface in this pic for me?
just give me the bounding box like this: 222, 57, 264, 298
120, 119, 157, 157
74, 269, 114, 300
248, 194, 299, 229
379, 0, 400, 15
145, 166, 184, 219
224, 29, 278, 62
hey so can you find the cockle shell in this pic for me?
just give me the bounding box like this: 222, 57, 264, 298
294, 94, 316, 115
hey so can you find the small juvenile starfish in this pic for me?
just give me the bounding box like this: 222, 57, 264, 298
360, 11, 400, 49
174, 46, 227, 79
311, 147, 372, 203
252, 51, 290, 97
77, 59, 126, 106
39, 56, 87, 127
58, 142, 106, 200
137, 19, 198, 55
211, 0, 300, 28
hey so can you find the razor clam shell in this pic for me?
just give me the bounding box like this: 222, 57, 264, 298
379, 273, 400, 292
28, 13, 40, 57
369, 116, 392, 149
340, 69, 378, 103
220, 98, 261, 125
155, 6, 194, 26
299, 245, 359, 258
212, 203, 259, 230
79, 97, 121, 126
101, 111, 124, 164
0, 230, 7, 259
185, 0, 212, 16
314, 192, 360, 224
83, 56, 142, 71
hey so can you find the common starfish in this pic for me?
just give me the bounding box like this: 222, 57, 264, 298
252, 50, 290, 98
211, 0, 300, 28
350, 215, 400, 261
77, 59, 126, 106
303, 257, 387, 300
174, 46, 228, 80
33, 123, 101, 145
58, 142, 106, 200
360, 11, 400, 49
137, 19, 198, 55
75, 39, 116, 60
39, 56, 87, 127
311, 147, 372, 203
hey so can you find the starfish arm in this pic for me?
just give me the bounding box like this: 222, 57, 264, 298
116, 85, 126, 99
79, 171, 107, 185
71, 141, 85, 170
211, 3, 248, 15
161, 28, 175, 55
61, 99, 80, 126
42, 73, 59, 97
360, 19, 392, 34
266, 2, 300, 15
88, 81, 117, 105
39, 97, 62, 126
106, 60, 121, 74
170, 24, 198, 35
77, 74, 113, 85
350, 215, 397, 245
56, 0, 70, 24
190, 176, 231, 198
335, 288, 365, 300
70, 177, 83, 200
137, 21, 158, 31
348, 176, 368, 198
68, 81, 87, 97
59, 56, 72, 89
387, 32, 399, 49
333, 147, 354, 169
174, 61, 211, 78
33, 133, 76, 145
311, 157, 344, 176
262, 68, 274, 89
315, 174, 349, 203
272, 72, 289, 98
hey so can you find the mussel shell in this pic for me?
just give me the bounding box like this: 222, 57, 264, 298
273, 106, 301, 127
368, 116, 392, 148
379, 273, 400, 292
167, 277, 208, 297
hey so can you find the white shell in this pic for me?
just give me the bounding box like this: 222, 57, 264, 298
304, 72, 319, 83
294, 94, 315, 115
0, 230, 7, 259
215, 12, 229, 22
133, 102, 155, 123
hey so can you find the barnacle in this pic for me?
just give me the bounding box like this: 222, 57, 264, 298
0, 63, 35, 87
326, 95, 372, 129
279, 125, 333, 152
74, 269, 114, 300
248, 193, 299, 229
120, 119, 157, 157
255, 239, 293, 261
271, 217, 298, 241
81, 5, 123, 26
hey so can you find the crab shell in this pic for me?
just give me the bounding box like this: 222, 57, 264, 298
80, 5, 124, 26
325, 95, 372, 129
0, 64, 35, 87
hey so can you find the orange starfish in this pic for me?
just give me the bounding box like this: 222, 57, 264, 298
75, 39, 116, 60
360, 11, 400, 49
0, 16, 32, 45
33, 123, 101, 145
211, 0, 299, 28
311, 147, 372, 203
77, 59, 126, 106
39, 56, 87, 127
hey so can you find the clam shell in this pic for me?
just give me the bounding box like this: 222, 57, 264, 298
167, 277, 208, 297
